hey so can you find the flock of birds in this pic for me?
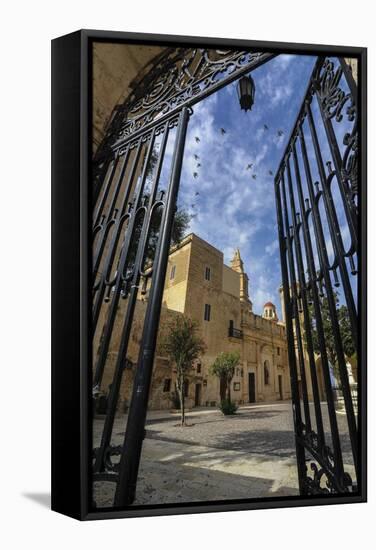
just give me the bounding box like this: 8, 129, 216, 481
191, 124, 285, 184
185, 124, 285, 217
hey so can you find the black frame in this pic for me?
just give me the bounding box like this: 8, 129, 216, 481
51, 29, 367, 520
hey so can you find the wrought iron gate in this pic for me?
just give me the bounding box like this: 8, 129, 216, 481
274, 56, 359, 494
92, 47, 359, 506
92, 47, 275, 507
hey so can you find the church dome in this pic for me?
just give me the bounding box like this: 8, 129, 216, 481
263, 302, 278, 321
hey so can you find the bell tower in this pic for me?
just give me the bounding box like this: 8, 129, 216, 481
230, 248, 252, 310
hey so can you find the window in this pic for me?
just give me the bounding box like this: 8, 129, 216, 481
196, 363, 201, 374
205, 266, 211, 281
277, 347, 280, 356
264, 360, 270, 385
163, 378, 171, 392
170, 265, 176, 280
204, 303, 211, 321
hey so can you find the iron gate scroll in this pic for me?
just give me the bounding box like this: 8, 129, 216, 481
92, 47, 275, 507
275, 57, 359, 494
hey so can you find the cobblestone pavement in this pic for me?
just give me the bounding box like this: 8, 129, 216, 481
93, 401, 354, 508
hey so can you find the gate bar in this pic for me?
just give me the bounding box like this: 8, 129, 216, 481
287, 147, 326, 449
306, 103, 358, 349
92, 140, 143, 334
314, 71, 358, 253
93, 159, 109, 207
93, 156, 119, 229
114, 107, 190, 506
93, 131, 155, 388
306, 104, 358, 474
94, 121, 170, 472
93, 148, 130, 278
275, 177, 307, 494
283, 162, 312, 432
298, 122, 348, 484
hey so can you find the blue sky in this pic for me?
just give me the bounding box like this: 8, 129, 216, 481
176, 54, 318, 317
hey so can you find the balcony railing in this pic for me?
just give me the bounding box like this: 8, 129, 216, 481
228, 325, 243, 339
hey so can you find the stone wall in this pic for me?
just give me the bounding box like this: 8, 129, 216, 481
92, 42, 165, 151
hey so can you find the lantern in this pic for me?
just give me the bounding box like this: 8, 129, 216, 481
237, 74, 256, 112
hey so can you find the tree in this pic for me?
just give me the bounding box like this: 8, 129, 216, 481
127, 197, 190, 266
123, 202, 190, 281
161, 316, 206, 426
308, 291, 355, 383
210, 351, 240, 403
124, 144, 192, 271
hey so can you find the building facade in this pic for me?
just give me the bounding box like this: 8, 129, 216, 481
97, 233, 291, 411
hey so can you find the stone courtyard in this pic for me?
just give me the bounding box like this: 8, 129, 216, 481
93, 401, 354, 507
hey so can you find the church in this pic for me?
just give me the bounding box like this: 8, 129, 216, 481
97, 232, 292, 411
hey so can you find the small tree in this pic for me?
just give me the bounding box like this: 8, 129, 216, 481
162, 316, 206, 426
210, 351, 240, 403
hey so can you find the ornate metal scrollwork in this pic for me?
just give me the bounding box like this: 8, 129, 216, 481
314, 57, 359, 220
342, 130, 358, 202
299, 424, 354, 495
303, 462, 355, 495
303, 463, 331, 494
93, 444, 123, 474
314, 58, 356, 123
98, 48, 273, 153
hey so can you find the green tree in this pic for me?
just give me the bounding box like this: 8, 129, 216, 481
308, 291, 355, 382
126, 144, 192, 270
161, 316, 206, 426
210, 351, 240, 403
126, 203, 191, 276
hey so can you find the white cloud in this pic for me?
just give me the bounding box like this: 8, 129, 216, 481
257, 70, 293, 109
265, 239, 279, 256
275, 54, 295, 70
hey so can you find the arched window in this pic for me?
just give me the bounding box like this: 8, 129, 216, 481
264, 360, 270, 385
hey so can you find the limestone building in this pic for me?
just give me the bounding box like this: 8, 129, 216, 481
97, 232, 291, 411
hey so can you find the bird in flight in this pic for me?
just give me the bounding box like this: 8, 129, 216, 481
195, 191, 200, 196
246, 163, 253, 170
194, 154, 200, 160
220, 128, 226, 135
268, 170, 273, 176
193, 172, 198, 179
252, 174, 257, 180
263, 124, 269, 131
277, 129, 284, 137
195, 136, 200, 143
197, 163, 201, 168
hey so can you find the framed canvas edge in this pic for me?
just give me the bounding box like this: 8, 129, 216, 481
51, 30, 85, 520
52, 29, 367, 521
